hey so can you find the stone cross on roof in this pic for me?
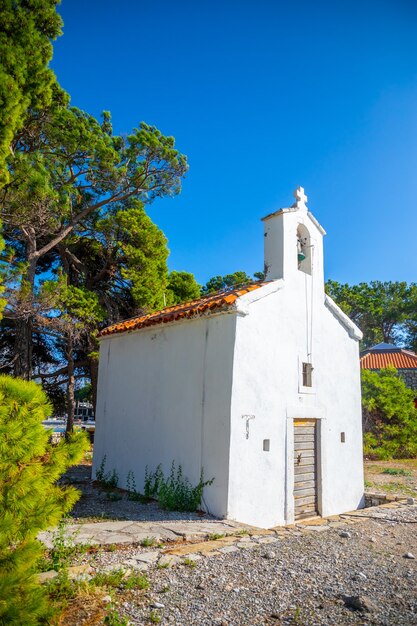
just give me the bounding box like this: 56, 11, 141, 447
293, 186, 308, 209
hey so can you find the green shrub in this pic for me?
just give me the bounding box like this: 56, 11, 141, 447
126, 469, 147, 502
46, 571, 80, 603
0, 375, 89, 625
145, 461, 214, 512
144, 463, 163, 499
362, 367, 417, 459
95, 455, 119, 489
49, 520, 77, 571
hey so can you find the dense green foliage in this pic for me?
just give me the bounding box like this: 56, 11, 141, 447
326, 280, 417, 349
166, 270, 201, 304
0, 1, 191, 417
0, 0, 62, 186
0, 375, 89, 625
361, 367, 417, 459
202, 270, 264, 294
0, 94, 189, 410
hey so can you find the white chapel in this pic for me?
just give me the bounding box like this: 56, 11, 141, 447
93, 187, 364, 528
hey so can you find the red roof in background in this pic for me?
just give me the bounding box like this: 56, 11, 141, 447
360, 350, 417, 370
99, 283, 265, 338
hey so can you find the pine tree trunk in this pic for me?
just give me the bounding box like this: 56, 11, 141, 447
66, 336, 75, 435
13, 259, 36, 380
14, 318, 33, 380
89, 356, 99, 416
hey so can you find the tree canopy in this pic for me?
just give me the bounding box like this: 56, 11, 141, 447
166, 271, 201, 305
0, 1, 194, 422
326, 280, 417, 349
0, 0, 63, 186
1, 96, 188, 381
202, 271, 264, 294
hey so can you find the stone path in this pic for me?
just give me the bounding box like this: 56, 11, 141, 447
38, 518, 251, 549
39, 498, 412, 552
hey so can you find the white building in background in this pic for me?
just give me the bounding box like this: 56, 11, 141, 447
93, 187, 364, 528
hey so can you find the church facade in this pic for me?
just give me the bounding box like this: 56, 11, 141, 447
93, 188, 364, 528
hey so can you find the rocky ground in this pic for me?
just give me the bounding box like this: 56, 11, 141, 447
50, 461, 417, 625
53, 503, 417, 626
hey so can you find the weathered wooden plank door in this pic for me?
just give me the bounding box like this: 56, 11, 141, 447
293, 419, 318, 520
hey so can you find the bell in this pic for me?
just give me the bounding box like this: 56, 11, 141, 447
297, 238, 306, 262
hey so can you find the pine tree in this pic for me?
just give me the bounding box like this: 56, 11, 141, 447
0, 375, 89, 625
166, 271, 201, 305
0, 0, 63, 186
202, 271, 258, 294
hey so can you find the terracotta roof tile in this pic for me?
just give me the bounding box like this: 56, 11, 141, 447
360, 350, 417, 370
99, 283, 265, 338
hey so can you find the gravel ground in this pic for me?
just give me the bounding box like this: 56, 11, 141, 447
70, 505, 417, 626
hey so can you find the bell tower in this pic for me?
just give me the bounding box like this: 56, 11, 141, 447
261, 186, 325, 289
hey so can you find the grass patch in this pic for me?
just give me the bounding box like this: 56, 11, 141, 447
378, 482, 417, 496
381, 468, 412, 476
73, 513, 128, 523
47, 572, 79, 602
208, 533, 225, 541
104, 607, 130, 626
105, 544, 117, 552
123, 572, 150, 590
90, 569, 149, 590
39, 521, 95, 573
149, 609, 162, 623
141, 536, 157, 547
183, 558, 197, 568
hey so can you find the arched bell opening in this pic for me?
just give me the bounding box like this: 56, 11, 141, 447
297, 223, 312, 275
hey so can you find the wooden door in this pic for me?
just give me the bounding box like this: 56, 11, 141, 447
293, 419, 318, 520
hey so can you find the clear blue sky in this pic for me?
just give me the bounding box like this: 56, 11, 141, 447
52, 0, 417, 286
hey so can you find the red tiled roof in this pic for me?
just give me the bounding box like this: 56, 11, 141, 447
360, 350, 417, 370
99, 283, 265, 338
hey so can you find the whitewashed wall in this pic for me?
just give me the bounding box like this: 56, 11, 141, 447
227, 208, 364, 528
93, 313, 237, 517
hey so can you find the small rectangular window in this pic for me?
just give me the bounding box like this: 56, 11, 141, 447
302, 362, 313, 387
